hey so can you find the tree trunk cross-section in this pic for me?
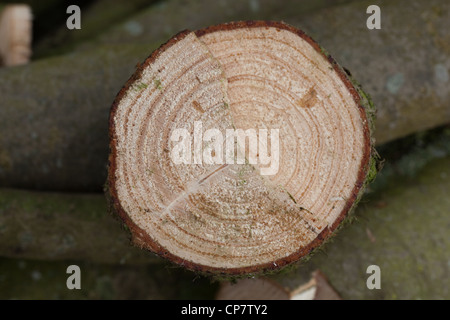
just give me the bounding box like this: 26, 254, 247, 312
108, 21, 375, 275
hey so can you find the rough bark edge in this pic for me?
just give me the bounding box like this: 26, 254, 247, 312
107, 29, 193, 260
107, 20, 378, 277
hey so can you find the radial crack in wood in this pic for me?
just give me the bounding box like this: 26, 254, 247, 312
108, 21, 375, 275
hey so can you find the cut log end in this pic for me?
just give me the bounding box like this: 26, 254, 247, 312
0, 5, 32, 67
107, 21, 376, 275
216, 270, 342, 300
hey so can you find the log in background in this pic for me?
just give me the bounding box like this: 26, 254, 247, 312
0, 0, 448, 192
0, 0, 449, 299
